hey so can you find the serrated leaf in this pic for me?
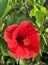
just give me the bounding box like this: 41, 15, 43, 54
20, 59, 29, 65
29, 6, 39, 17
29, 9, 34, 17
0, 0, 8, 17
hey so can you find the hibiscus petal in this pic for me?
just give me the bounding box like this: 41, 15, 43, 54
10, 45, 29, 59
13, 21, 37, 39
4, 24, 18, 49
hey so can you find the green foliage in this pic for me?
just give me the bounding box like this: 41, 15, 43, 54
45, 28, 48, 32
0, 0, 8, 17
3, 0, 12, 17
26, 0, 36, 5
38, 0, 46, 5
0, 37, 8, 56
40, 34, 47, 52
0, 0, 48, 65
7, 58, 15, 64
36, 11, 44, 27
20, 59, 29, 65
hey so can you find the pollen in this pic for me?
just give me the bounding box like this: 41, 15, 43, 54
23, 38, 30, 46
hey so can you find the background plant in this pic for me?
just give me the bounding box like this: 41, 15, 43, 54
0, 0, 48, 65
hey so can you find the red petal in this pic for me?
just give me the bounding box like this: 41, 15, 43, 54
4, 24, 18, 49
13, 21, 37, 39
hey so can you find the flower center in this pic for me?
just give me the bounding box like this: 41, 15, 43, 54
17, 36, 30, 46
16, 36, 23, 43
23, 38, 30, 46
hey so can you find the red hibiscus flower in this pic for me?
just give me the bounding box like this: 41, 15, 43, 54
4, 21, 40, 59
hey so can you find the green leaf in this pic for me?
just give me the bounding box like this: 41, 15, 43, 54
1, 56, 5, 64
0, 0, 8, 17
0, 23, 5, 32
0, 37, 8, 56
38, 0, 46, 5
34, 62, 40, 65
45, 33, 48, 38
3, 0, 12, 17
35, 54, 41, 62
7, 50, 14, 58
29, 9, 34, 17
16, 59, 19, 65
29, 6, 39, 17
46, 16, 48, 22
26, 0, 36, 5
45, 28, 48, 32
46, 11, 48, 22
30, 0, 36, 5
40, 34, 47, 52
5, 13, 33, 26
20, 59, 29, 65
40, 6, 46, 15
36, 11, 44, 27
7, 58, 15, 64
40, 25, 44, 32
